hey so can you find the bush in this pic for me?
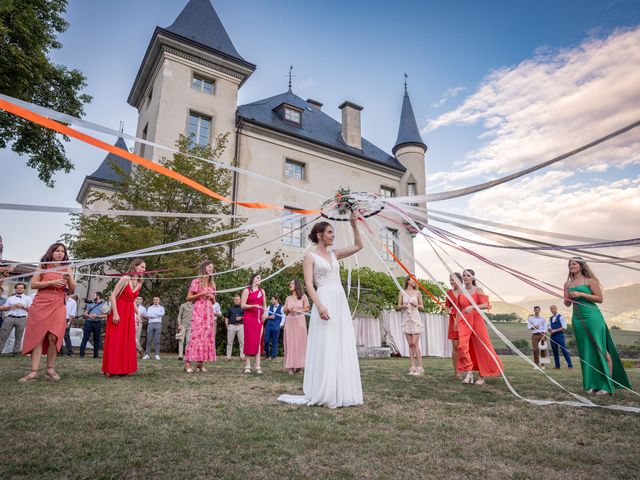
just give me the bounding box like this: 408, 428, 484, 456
512, 339, 529, 350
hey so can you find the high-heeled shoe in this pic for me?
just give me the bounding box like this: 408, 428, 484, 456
414, 367, 424, 376
461, 372, 474, 384
475, 377, 485, 385
184, 365, 194, 374
408, 366, 416, 375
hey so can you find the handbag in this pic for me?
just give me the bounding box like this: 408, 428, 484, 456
100, 301, 112, 315
175, 330, 184, 340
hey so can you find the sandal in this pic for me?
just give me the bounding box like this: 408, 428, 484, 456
184, 366, 194, 374
408, 366, 416, 375
244, 366, 252, 374
595, 390, 611, 396
461, 372, 474, 384
197, 366, 208, 373
414, 367, 424, 376
475, 377, 486, 385
255, 368, 263, 374
45, 368, 61, 381
19, 371, 38, 383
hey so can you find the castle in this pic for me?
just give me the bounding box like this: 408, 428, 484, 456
77, 0, 427, 276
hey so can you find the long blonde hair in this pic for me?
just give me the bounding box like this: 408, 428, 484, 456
197, 260, 216, 289
568, 257, 600, 284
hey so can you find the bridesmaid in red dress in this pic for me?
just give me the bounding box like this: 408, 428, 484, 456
20, 243, 76, 382
455, 269, 503, 385
102, 258, 146, 376
241, 272, 267, 374
445, 272, 462, 377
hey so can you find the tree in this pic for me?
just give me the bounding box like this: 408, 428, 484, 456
64, 134, 250, 347
0, 0, 91, 186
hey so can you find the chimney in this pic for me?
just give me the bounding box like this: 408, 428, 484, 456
306, 98, 323, 110
338, 101, 363, 150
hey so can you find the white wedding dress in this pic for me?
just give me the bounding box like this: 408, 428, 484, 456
278, 251, 363, 408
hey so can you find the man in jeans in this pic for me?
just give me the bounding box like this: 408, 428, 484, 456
224, 295, 244, 360
80, 292, 107, 358
0, 283, 30, 354
527, 306, 548, 368
143, 297, 164, 360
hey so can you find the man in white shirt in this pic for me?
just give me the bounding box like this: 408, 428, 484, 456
527, 306, 548, 368
63, 292, 77, 356
135, 297, 146, 355
0, 283, 31, 354
143, 297, 165, 360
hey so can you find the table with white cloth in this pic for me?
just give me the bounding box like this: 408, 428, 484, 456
381, 310, 452, 358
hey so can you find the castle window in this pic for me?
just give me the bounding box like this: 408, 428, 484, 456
284, 159, 305, 180
192, 75, 215, 95
407, 183, 417, 197
380, 186, 396, 198
381, 228, 398, 261
284, 107, 301, 124
282, 209, 305, 247
187, 112, 212, 146
140, 124, 148, 158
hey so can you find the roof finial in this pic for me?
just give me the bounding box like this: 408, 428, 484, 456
404, 73, 408, 94
118, 121, 124, 134
288, 65, 294, 91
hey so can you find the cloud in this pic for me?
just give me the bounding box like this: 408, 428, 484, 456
433, 86, 467, 108
424, 26, 640, 183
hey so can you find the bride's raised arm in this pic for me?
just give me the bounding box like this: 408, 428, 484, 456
334, 211, 363, 261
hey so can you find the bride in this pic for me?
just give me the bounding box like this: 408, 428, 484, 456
278, 212, 364, 408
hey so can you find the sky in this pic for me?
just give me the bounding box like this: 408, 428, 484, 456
1, 0, 639, 302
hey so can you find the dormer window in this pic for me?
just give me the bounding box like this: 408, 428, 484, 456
275, 103, 303, 125
284, 107, 301, 124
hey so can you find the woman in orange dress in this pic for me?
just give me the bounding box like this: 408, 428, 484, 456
102, 258, 146, 376
20, 243, 76, 382
445, 272, 462, 377
455, 269, 503, 385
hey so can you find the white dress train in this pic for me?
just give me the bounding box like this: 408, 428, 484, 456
277, 251, 363, 408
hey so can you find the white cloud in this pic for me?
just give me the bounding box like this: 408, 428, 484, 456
425, 27, 640, 183
433, 86, 467, 108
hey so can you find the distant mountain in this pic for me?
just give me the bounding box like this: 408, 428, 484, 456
491, 283, 640, 331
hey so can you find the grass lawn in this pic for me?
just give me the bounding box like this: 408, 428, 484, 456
1, 355, 639, 479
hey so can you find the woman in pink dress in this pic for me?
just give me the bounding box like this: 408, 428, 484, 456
445, 272, 462, 377
102, 258, 145, 376
397, 275, 425, 375
184, 261, 217, 373
20, 243, 76, 382
241, 272, 267, 374
455, 269, 503, 385
283, 279, 310, 374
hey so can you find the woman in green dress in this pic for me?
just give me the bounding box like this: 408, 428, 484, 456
564, 257, 631, 395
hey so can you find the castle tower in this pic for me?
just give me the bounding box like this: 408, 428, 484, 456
393, 85, 427, 210
127, 0, 255, 165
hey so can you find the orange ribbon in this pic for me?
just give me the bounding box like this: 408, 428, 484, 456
0, 98, 319, 215
383, 245, 446, 309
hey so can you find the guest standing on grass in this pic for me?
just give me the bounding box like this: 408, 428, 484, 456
398, 275, 425, 376
80, 291, 106, 358
102, 259, 145, 377
264, 296, 285, 360
455, 269, 503, 385
548, 305, 573, 369
20, 243, 76, 382
224, 295, 244, 360
62, 292, 77, 356
0, 283, 31, 355
135, 296, 146, 355
445, 272, 463, 377
564, 257, 630, 395
241, 273, 267, 374
283, 279, 309, 374
527, 306, 548, 368
143, 297, 165, 360
184, 261, 217, 374
176, 301, 193, 360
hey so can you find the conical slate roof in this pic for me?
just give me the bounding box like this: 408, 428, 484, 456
393, 90, 426, 154
165, 0, 246, 63
87, 137, 131, 183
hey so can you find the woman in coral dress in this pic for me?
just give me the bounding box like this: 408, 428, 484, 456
241, 273, 267, 374
20, 243, 76, 382
445, 272, 463, 376
184, 261, 217, 373
283, 279, 310, 374
102, 258, 145, 376
455, 269, 503, 385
